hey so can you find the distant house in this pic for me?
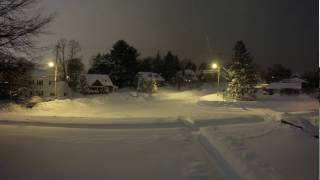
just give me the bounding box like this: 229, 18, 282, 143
197, 69, 217, 82
28, 69, 72, 99
81, 74, 117, 94
134, 72, 166, 88
175, 69, 198, 89
280, 77, 307, 84
176, 69, 198, 82
265, 77, 307, 95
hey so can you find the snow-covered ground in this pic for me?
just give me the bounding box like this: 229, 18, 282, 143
0, 125, 232, 180
0, 87, 318, 180
1, 88, 308, 122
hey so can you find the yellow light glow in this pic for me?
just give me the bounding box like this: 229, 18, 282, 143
212, 63, 218, 69
48, 62, 55, 68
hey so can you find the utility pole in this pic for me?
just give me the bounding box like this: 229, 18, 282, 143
217, 66, 220, 90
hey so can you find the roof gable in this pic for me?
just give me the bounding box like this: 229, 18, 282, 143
92, 80, 104, 86
85, 74, 113, 86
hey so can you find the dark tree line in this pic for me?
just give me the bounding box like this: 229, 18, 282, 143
88, 40, 140, 87
88, 40, 198, 87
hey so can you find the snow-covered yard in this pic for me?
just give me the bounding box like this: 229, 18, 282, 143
0, 88, 318, 180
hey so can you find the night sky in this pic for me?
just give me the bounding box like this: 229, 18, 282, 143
39, 0, 318, 72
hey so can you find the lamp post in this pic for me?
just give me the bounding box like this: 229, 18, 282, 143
48, 61, 57, 99
212, 63, 220, 90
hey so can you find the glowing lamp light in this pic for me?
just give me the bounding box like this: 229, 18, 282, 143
48, 62, 55, 68
212, 63, 218, 69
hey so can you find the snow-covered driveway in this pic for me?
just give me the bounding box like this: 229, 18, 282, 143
0, 124, 226, 180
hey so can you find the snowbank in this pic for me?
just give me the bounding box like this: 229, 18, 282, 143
0, 90, 317, 125
199, 93, 227, 102
0, 90, 249, 120
199, 121, 318, 180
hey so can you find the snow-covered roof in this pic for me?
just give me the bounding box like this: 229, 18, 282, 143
280, 78, 307, 83
136, 72, 165, 81
255, 83, 269, 89
266, 82, 302, 90
85, 74, 114, 87
197, 70, 215, 75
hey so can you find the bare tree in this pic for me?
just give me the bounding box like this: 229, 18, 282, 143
68, 40, 81, 60
54, 39, 67, 80
54, 39, 82, 80
0, 0, 54, 57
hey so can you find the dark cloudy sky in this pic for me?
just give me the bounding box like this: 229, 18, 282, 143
39, 0, 318, 72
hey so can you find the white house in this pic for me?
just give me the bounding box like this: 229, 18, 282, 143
279, 77, 307, 84
81, 74, 116, 94
265, 77, 307, 95
29, 69, 72, 99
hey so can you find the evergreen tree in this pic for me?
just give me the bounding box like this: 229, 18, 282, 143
153, 52, 164, 74
199, 62, 209, 70
227, 41, 258, 100
88, 53, 113, 74
162, 51, 180, 81
137, 57, 153, 72
109, 40, 140, 87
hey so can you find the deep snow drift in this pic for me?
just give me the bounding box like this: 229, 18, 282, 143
1, 88, 317, 122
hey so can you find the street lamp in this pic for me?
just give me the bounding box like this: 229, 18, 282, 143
212, 63, 218, 69
48, 61, 57, 99
212, 63, 220, 90
48, 62, 55, 68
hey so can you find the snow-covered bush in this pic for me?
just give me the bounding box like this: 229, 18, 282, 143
149, 79, 158, 93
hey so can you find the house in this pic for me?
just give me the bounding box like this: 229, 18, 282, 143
176, 69, 198, 82
197, 69, 217, 82
175, 69, 198, 89
280, 77, 307, 84
81, 74, 116, 94
28, 69, 72, 99
265, 77, 307, 95
134, 72, 166, 88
